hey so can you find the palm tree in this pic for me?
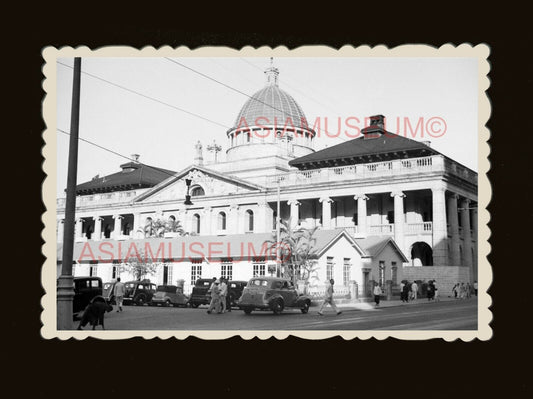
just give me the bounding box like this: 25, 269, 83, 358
138, 218, 185, 238
265, 218, 318, 288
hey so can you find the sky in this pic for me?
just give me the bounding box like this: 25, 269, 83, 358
55, 56, 478, 197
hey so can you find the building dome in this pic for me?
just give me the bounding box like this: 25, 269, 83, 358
233, 85, 310, 130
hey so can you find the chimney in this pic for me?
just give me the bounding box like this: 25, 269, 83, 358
194, 141, 204, 166
131, 154, 140, 163
362, 115, 386, 139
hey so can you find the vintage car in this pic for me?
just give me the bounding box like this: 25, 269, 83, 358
227, 280, 248, 308
102, 281, 117, 304
237, 277, 311, 315
73, 276, 103, 318
123, 280, 157, 306
150, 285, 189, 307
188, 278, 215, 308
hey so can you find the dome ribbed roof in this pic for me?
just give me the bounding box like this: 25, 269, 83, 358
233, 85, 310, 130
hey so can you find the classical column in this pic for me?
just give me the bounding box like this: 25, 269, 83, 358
431, 186, 448, 266
113, 214, 123, 239
446, 193, 461, 265
75, 218, 84, 240
391, 191, 406, 254
354, 194, 369, 234
228, 204, 239, 234
57, 219, 64, 243
93, 216, 103, 241
287, 199, 301, 229
460, 198, 473, 269
319, 196, 333, 229
257, 201, 273, 233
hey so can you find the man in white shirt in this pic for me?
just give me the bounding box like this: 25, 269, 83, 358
318, 279, 342, 316
218, 278, 228, 314
411, 281, 418, 301
373, 283, 382, 306
113, 277, 126, 312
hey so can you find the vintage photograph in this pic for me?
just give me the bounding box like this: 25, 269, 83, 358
43, 45, 490, 339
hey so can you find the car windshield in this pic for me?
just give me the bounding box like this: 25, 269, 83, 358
249, 279, 269, 287
103, 283, 112, 289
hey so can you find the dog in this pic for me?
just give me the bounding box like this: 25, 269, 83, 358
77, 296, 113, 330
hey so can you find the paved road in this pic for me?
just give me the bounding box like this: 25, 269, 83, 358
92, 299, 477, 331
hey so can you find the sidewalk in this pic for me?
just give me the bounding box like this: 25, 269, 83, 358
310, 295, 474, 312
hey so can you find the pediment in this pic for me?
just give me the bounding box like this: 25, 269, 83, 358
133, 165, 263, 203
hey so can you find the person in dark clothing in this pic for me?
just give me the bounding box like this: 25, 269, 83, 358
427, 280, 435, 301
402, 281, 410, 303
77, 296, 113, 330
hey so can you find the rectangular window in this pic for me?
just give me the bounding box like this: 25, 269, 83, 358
253, 259, 266, 277
221, 258, 233, 280
112, 266, 119, 279
391, 262, 397, 284
343, 258, 351, 286
89, 266, 96, 277
326, 257, 334, 281
191, 259, 202, 286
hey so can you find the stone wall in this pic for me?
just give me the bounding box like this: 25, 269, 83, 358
402, 266, 470, 298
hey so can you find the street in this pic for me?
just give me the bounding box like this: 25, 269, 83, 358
91, 299, 477, 331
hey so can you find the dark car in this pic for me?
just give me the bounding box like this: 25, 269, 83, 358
227, 280, 248, 308
237, 277, 311, 315
150, 285, 189, 307
102, 281, 117, 304
188, 278, 215, 308
73, 276, 103, 318
123, 280, 157, 306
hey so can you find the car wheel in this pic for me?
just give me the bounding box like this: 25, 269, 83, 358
301, 300, 310, 314
272, 299, 284, 315
165, 299, 171, 307
191, 303, 199, 308
243, 307, 253, 315
134, 294, 147, 306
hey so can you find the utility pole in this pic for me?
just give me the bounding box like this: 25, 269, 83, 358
276, 177, 281, 277
57, 57, 81, 330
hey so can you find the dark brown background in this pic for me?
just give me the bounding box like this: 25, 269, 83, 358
9, 4, 530, 397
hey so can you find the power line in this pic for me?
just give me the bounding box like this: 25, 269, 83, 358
57, 128, 179, 181
56, 61, 230, 130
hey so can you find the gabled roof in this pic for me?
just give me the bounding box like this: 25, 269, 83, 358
312, 228, 366, 258
288, 131, 438, 169
133, 164, 265, 202
74, 162, 175, 195
355, 235, 409, 262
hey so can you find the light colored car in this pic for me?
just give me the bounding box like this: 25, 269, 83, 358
237, 277, 311, 315
150, 285, 189, 307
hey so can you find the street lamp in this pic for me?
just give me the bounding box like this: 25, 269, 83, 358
184, 178, 193, 206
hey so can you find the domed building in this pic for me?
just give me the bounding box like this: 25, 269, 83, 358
208, 62, 316, 181
57, 62, 478, 301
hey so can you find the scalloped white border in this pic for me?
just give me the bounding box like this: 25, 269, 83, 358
41, 44, 492, 341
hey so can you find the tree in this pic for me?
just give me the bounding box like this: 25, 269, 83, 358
121, 250, 158, 281
266, 218, 319, 290
139, 217, 185, 238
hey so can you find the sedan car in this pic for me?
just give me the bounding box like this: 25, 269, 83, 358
150, 285, 189, 307
237, 277, 311, 315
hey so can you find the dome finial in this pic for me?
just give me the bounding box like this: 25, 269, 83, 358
264, 57, 279, 86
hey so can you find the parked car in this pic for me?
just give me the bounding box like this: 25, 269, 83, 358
150, 285, 189, 307
123, 280, 157, 306
237, 277, 311, 315
73, 276, 103, 318
227, 280, 248, 308
188, 278, 215, 308
102, 281, 117, 304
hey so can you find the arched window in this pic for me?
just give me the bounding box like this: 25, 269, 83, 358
193, 214, 201, 234
191, 186, 205, 197
246, 210, 254, 232
218, 212, 227, 231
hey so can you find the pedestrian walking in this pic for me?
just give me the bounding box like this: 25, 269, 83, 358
466, 282, 472, 299
113, 277, 126, 312
218, 278, 228, 314
77, 296, 113, 330
207, 279, 221, 314
459, 282, 466, 299
474, 280, 478, 296
373, 283, 382, 307
402, 280, 410, 303
433, 280, 440, 302
411, 281, 418, 301
452, 283, 459, 299
427, 280, 434, 301
400, 281, 406, 303
318, 279, 342, 316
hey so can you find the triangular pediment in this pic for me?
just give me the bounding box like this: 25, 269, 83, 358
133, 165, 264, 203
